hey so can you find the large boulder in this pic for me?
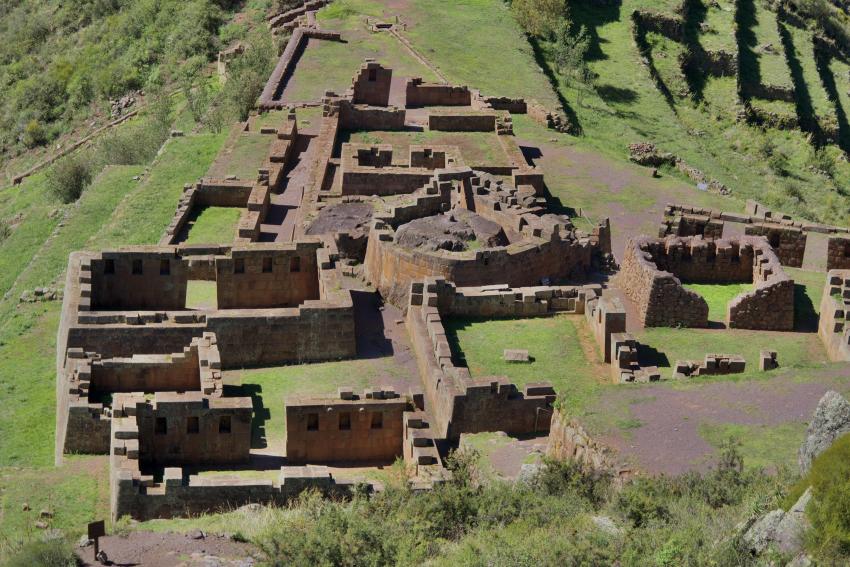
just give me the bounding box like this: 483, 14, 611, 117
798, 390, 850, 474
743, 488, 811, 555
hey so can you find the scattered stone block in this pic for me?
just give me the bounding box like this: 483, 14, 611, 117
759, 350, 779, 371
503, 349, 530, 363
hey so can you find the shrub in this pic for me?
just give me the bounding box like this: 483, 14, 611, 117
47, 153, 93, 203
22, 119, 48, 148
511, 0, 567, 38
4, 538, 79, 567
616, 478, 671, 528
801, 433, 850, 559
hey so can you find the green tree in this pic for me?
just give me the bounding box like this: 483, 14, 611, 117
511, 0, 567, 38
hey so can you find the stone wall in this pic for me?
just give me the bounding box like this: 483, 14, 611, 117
827, 236, 850, 270
584, 296, 626, 363
546, 409, 613, 470
285, 393, 408, 463
405, 78, 471, 107
621, 236, 794, 330
215, 243, 321, 309
619, 237, 709, 328
350, 61, 392, 107
364, 170, 600, 305
428, 110, 497, 132
129, 392, 253, 466
406, 278, 575, 440
90, 250, 189, 311
91, 347, 201, 394
658, 213, 724, 239
745, 223, 806, 268
111, 462, 358, 521
818, 270, 850, 361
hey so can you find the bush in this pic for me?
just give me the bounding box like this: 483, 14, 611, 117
4, 538, 79, 567
616, 478, 671, 528
511, 0, 567, 38
46, 154, 94, 203
22, 119, 48, 148
801, 433, 850, 559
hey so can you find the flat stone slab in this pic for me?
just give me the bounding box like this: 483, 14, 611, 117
503, 349, 530, 363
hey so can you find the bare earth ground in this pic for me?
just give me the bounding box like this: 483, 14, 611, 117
76, 532, 257, 566
592, 367, 850, 474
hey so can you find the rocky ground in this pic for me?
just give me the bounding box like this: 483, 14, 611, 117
76, 531, 258, 566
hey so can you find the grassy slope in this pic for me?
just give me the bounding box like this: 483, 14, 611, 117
0, 123, 226, 551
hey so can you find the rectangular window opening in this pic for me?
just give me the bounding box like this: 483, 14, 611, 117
132, 259, 143, 275
307, 413, 319, 431
160, 259, 170, 275
368, 68, 377, 82
187, 416, 199, 434
371, 412, 383, 429
234, 258, 245, 274
154, 417, 167, 435
339, 412, 351, 431
219, 416, 231, 434
104, 259, 115, 275
262, 257, 273, 273
290, 256, 301, 273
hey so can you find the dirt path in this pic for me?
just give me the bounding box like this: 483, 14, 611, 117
76, 531, 258, 566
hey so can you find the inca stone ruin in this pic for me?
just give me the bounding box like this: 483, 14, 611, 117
46, 3, 850, 525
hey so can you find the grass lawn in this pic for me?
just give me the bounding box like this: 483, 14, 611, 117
183, 206, 241, 245
0, 456, 110, 556
698, 421, 806, 471
403, 0, 559, 108
444, 314, 609, 416
683, 282, 753, 323
186, 280, 217, 310
342, 129, 509, 167
205, 133, 270, 181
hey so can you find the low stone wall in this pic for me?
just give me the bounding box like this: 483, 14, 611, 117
406, 79, 471, 107
546, 410, 613, 470
428, 110, 497, 132
258, 27, 343, 109
658, 212, 724, 239
112, 460, 358, 521
621, 236, 793, 330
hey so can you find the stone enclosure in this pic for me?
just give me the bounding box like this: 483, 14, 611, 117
50, 1, 841, 522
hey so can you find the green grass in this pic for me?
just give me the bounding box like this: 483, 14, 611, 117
444, 314, 606, 415
205, 133, 270, 180
698, 421, 806, 471
224, 357, 412, 452
748, 0, 794, 89
183, 206, 241, 245
683, 282, 753, 322
636, 326, 827, 379
186, 280, 217, 310
89, 132, 227, 247
403, 0, 559, 108
0, 456, 109, 556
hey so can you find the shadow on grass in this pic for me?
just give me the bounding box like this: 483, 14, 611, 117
528, 37, 582, 134
794, 282, 819, 332
224, 383, 269, 449
734, 0, 761, 101
777, 13, 823, 142
596, 84, 639, 104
